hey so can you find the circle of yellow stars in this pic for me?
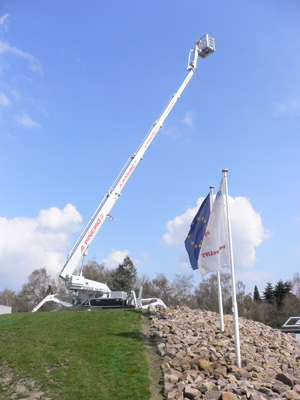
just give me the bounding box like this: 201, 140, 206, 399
187, 216, 207, 249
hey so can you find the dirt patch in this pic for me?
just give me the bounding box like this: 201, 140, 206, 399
0, 361, 51, 400
142, 310, 165, 400
12, 378, 50, 400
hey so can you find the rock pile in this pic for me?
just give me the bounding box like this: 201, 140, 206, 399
148, 305, 300, 400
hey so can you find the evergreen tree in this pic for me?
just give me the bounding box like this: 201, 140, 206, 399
253, 285, 262, 302
274, 279, 292, 307
262, 282, 274, 303
110, 256, 137, 292
283, 280, 292, 294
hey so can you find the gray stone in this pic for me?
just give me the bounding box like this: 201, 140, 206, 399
249, 395, 265, 400
184, 386, 201, 399
165, 369, 182, 384
220, 393, 239, 400
148, 305, 300, 400
284, 390, 300, 399
276, 372, 294, 386
205, 390, 221, 399
257, 386, 273, 396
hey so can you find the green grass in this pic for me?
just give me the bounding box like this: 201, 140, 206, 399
0, 309, 151, 400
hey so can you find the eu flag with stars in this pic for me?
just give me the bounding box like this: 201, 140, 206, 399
185, 194, 210, 270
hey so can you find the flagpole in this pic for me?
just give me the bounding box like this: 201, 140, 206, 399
209, 185, 224, 332
222, 169, 241, 368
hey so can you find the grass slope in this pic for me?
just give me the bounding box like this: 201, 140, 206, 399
0, 309, 151, 400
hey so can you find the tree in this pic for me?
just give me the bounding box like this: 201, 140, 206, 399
0, 289, 17, 308
109, 256, 137, 292
292, 272, 300, 298
17, 268, 57, 312
136, 273, 196, 307
135, 274, 155, 298
83, 259, 112, 285
280, 293, 300, 324
146, 273, 175, 306
249, 280, 296, 328
262, 282, 274, 303
194, 272, 251, 315
236, 280, 252, 317
253, 285, 262, 302
273, 280, 292, 307
195, 273, 222, 313
246, 300, 276, 327
170, 274, 195, 307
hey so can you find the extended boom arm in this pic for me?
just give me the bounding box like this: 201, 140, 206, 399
60, 34, 215, 281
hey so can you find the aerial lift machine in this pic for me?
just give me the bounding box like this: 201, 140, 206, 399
32, 35, 215, 312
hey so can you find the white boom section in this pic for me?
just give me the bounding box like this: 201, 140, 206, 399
60, 35, 215, 282
32, 294, 73, 312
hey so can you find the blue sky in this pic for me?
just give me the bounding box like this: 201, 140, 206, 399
0, 1, 299, 295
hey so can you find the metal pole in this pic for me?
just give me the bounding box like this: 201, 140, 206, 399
209, 186, 224, 332
222, 169, 241, 368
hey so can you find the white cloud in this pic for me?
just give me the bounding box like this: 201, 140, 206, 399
161, 125, 181, 139
177, 249, 192, 274
9, 89, 22, 102
161, 195, 269, 269
274, 98, 300, 117
161, 110, 195, 139
161, 197, 205, 246
0, 13, 9, 32
101, 249, 130, 270
0, 204, 82, 290
236, 269, 274, 286
228, 196, 270, 267
0, 40, 42, 73
182, 111, 194, 128
0, 13, 9, 25
0, 16, 43, 132
15, 112, 40, 129
101, 249, 140, 270
38, 204, 82, 232
0, 91, 10, 106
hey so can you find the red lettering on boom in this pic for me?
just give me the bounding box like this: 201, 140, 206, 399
144, 128, 158, 150
81, 215, 104, 253
119, 161, 137, 189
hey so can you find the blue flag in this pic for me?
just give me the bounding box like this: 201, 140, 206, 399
185, 194, 210, 270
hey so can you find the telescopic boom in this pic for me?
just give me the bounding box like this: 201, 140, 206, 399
60, 35, 215, 282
